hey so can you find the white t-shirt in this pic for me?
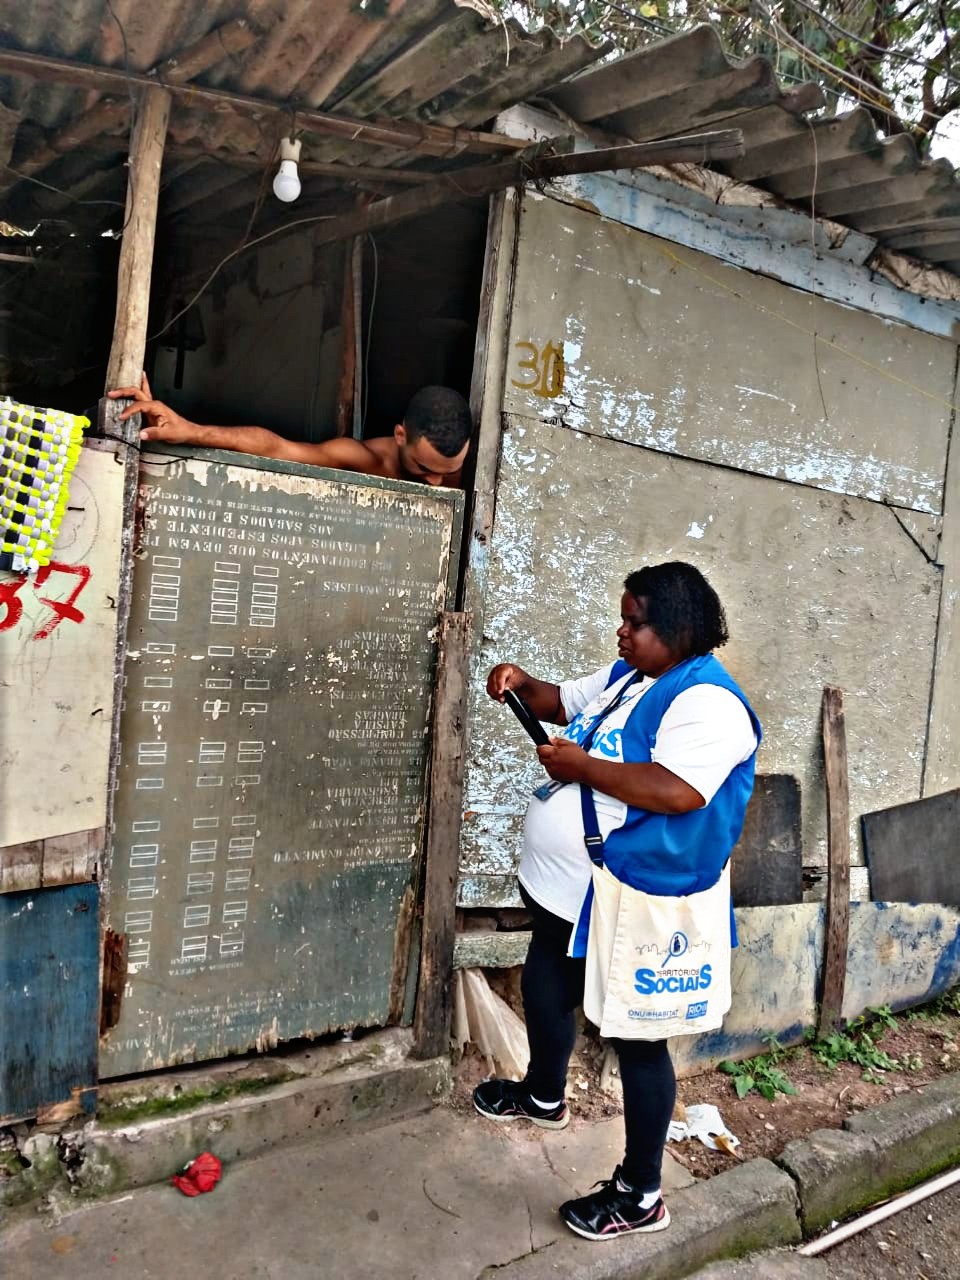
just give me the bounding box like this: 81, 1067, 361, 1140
517, 664, 758, 923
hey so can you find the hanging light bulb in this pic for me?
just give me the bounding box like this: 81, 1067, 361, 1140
273, 137, 302, 203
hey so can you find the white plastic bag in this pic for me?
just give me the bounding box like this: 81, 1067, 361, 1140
454, 968, 529, 1079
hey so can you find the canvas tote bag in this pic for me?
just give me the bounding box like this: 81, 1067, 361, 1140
582, 859, 733, 1040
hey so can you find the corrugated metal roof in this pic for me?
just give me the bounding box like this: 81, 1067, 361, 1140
543, 26, 960, 277
0, 10, 959, 278
0, 0, 606, 224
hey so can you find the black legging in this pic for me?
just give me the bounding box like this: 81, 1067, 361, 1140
518, 884, 676, 1195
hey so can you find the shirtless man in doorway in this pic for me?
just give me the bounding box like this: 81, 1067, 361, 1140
108, 378, 472, 488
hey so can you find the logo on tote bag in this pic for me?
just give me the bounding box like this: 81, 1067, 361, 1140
634, 930, 713, 996
664, 931, 688, 964
634, 964, 712, 995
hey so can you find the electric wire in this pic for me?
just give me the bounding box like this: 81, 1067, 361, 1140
147, 212, 335, 342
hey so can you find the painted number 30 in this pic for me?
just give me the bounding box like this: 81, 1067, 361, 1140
0, 561, 92, 641
511, 340, 565, 399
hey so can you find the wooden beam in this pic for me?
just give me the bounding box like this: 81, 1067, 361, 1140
104, 85, 171, 428
818, 685, 851, 1037
305, 130, 746, 248
305, 0, 407, 107
154, 143, 432, 185
4, 23, 261, 195
0, 45, 528, 159
413, 611, 473, 1059
0, 102, 20, 171
158, 17, 260, 84
163, 161, 250, 217
335, 237, 361, 437
454, 930, 531, 969
0, 840, 43, 893
13, 98, 129, 182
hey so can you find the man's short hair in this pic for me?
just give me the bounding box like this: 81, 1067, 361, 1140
404, 386, 472, 457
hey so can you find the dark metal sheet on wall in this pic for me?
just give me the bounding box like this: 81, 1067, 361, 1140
101, 450, 462, 1078
1, 883, 100, 1122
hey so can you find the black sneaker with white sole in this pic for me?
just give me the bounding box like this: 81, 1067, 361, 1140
472, 1078, 569, 1129
559, 1166, 670, 1241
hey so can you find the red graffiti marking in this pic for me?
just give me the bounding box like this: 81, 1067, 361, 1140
32, 561, 92, 639
0, 576, 26, 632
0, 560, 92, 640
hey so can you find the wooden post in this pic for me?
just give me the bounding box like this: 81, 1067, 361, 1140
818, 685, 851, 1036
101, 83, 171, 444
413, 611, 473, 1059
97, 86, 169, 1037
334, 237, 362, 437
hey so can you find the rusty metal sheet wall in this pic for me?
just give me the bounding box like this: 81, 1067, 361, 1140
101, 450, 460, 1077
459, 415, 941, 906
503, 195, 956, 516
0, 440, 126, 851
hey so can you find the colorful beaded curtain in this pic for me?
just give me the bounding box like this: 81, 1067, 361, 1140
0, 399, 88, 574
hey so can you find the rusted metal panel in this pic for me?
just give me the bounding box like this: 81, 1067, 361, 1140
0, 440, 126, 858
459, 415, 941, 903
505, 193, 956, 513
100, 449, 462, 1076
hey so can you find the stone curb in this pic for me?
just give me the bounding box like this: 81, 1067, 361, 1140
478, 1159, 801, 1280
2, 1032, 449, 1207
484, 1073, 960, 1280
686, 1255, 828, 1279
777, 1072, 960, 1234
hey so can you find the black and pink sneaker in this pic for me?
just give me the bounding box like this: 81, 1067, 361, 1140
472, 1078, 569, 1130
559, 1166, 670, 1241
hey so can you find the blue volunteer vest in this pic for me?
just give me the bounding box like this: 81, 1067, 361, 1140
568, 653, 761, 957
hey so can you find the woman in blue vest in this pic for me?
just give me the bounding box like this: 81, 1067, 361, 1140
473, 561, 761, 1242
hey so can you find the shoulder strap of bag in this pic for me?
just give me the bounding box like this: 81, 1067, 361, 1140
579, 782, 604, 867
577, 671, 641, 868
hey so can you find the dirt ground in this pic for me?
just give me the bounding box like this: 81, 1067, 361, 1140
452, 981, 960, 1177
819, 1179, 960, 1280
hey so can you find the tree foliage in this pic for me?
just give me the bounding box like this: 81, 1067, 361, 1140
506, 0, 960, 156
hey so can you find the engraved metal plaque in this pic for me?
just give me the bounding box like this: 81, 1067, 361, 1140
101, 450, 461, 1076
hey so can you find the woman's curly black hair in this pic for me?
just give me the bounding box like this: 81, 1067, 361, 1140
624, 561, 729, 657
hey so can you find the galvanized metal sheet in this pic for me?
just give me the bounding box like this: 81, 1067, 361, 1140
505, 194, 956, 514
0, 441, 126, 850
459, 415, 940, 905
101, 451, 460, 1077
0, 882, 100, 1122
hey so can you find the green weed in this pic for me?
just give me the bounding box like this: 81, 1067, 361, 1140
719, 1037, 799, 1101
809, 1005, 900, 1080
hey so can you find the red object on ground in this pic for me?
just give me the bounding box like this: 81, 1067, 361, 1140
172, 1152, 222, 1196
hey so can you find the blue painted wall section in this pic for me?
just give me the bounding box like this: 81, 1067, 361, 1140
0, 883, 100, 1122
674, 901, 960, 1074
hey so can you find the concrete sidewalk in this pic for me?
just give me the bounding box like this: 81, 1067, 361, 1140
4, 1066, 959, 1279
2, 1105, 697, 1279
